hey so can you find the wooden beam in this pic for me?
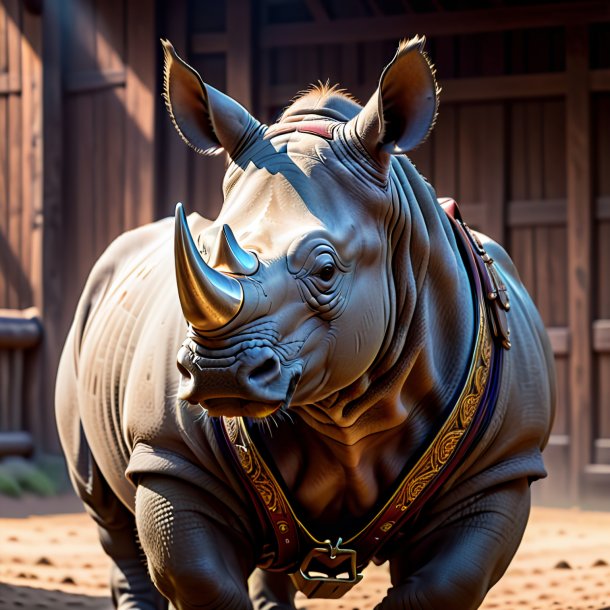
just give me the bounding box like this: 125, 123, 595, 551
547, 326, 570, 356
263, 72, 567, 108
0, 308, 42, 349
0, 431, 33, 457
226, 0, 253, 109
0, 72, 21, 93
158, 0, 188, 218
566, 26, 593, 506
124, 0, 156, 229
191, 32, 228, 55
305, 0, 330, 22
64, 69, 126, 94
440, 73, 566, 103
41, 0, 64, 453
260, 1, 610, 48
597, 196, 610, 220
591, 68, 610, 92
507, 198, 567, 227
593, 319, 610, 353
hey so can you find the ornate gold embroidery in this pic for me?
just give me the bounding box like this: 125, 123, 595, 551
232, 419, 288, 515
394, 307, 491, 511
222, 301, 494, 550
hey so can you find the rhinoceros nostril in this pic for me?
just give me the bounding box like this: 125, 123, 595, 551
249, 357, 280, 384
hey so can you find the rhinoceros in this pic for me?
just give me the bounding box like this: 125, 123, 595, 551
55, 37, 555, 610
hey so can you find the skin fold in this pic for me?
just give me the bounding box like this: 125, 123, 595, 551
55, 37, 555, 610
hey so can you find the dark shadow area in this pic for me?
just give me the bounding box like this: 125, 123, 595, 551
0, 582, 112, 609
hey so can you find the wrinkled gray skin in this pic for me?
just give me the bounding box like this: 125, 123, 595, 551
56, 38, 555, 610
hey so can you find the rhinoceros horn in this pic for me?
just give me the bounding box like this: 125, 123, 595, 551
208, 225, 259, 276
174, 204, 243, 332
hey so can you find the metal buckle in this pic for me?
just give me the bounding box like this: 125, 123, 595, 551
289, 538, 364, 599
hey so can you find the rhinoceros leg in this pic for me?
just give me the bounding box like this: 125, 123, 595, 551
249, 568, 297, 610
78, 467, 168, 609
376, 477, 530, 610
60, 423, 167, 609
135, 475, 254, 610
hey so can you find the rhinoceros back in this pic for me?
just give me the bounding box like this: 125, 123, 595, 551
56, 217, 189, 511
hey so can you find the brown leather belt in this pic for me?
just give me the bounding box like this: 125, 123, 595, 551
213, 198, 510, 598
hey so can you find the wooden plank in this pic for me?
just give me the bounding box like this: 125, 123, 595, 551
596, 357, 610, 445
92, 92, 106, 259
190, 32, 228, 55
64, 69, 126, 94
40, 0, 65, 452
509, 101, 526, 201
94, 0, 125, 73
550, 227, 568, 325
305, 0, 330, 22
543, 100, 566, 200
593, 320, 610, 352
5, 0, 21, 93
8, 348, 23, 429
547, 327, 570, 356
157, 0, 188, 217
260, 2, 610, 48
507, 198, 567, 227
124, 0, 156, 229
74, 95, 95, 294
534, 226, 552, 325
433, 103, 456, 199
0, 95, 7, 307
0, 72, 21, 93
20, 5, 42, 311
526, 102, 543, 200
597, 196, 610, 220
257, 59, 572, 107
0, 431, 33, 457
0, 1, 7, 73
0, 351, 10, 429
591, 68, 610, 91
7, 90, 22, 308
457, 104, 480, 205
68, 0, 96, 76
510, 227, 536, 296
226, 0, 252, 109
566, 26, 593, 504
480, 103, 505, 243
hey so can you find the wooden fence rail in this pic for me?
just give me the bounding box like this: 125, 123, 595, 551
0, 308, 42, 457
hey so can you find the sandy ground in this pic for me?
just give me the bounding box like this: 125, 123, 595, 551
1, 494, 610, 610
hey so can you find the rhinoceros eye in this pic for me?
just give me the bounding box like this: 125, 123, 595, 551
317, 263, 335, 282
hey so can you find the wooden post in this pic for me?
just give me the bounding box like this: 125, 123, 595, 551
226, 0, 252, 110
41, 0, 65, 453
124, 0, 156, 229
566, 26, 593, 505
158, 0, 188, 217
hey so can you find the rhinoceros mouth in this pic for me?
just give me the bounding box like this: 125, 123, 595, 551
203, 397, 282, 418
202, 371, 300, 419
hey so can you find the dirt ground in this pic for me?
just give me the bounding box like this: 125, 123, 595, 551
1, 494, 610, 610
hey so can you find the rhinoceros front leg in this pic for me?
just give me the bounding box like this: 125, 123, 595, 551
249, 568, 297, 610
135, 475, 254, 610
377, 477, 530, 610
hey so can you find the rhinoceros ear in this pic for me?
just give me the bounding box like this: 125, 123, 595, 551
349, 36, 439, 158
161, 39, 258, 156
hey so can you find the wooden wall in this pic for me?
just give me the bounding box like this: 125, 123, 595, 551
30, 0, 156, 451
1, 0, 609, 504
0, 0, 42, 447
179, 0, 610, 507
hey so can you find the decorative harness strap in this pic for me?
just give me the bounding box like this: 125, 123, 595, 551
213, 198, 510, 599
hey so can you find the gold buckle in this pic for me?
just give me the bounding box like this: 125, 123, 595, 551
289, 538, 363, 599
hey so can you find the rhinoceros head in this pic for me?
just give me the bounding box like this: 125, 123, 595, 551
162, 38, 438, 424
